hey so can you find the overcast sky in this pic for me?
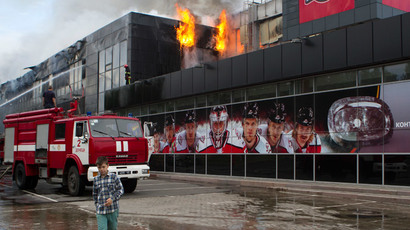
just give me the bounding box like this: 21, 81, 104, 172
0, 0, 243, 85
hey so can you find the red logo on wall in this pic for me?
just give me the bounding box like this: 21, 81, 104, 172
299, 0, 355, 24
383, 0, 410, 12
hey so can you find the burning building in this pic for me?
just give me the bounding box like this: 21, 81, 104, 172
1, 0, 410, 187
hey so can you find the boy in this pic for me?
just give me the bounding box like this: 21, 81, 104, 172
93, 156, 124, 230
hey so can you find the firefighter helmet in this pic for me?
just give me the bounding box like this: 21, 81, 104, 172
185, 110, 196, 124
297, 107, 314, 126
124, 64, 128, 68
268, 103, 286, 124
242, 102, 259, 119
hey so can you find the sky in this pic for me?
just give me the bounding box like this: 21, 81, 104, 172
0, 0, 243, 85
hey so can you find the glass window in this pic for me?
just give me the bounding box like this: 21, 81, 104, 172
195, 95, 206, 107
278, 81, 294, 96
105, 71, 112, 91
99, 51, 105, 73
98, 93, 104, 113
106, 47, 112, 65
120, 40, 127, 66
176, 97, 194, 110
113, 44, 120, 69
165, 101, 174, 112
246, 83, 276, 101
141, 105, 149, 116
232, 89, 245, 103
315, 71, 356, 91
358, 67, 382, 86
117, 119, 143, 137
150, 103, 164, 114
120, 67, 126, 87
98, 74, 105, 93
384, 62, 410, 83
295, 78, 313, 94
207, 93, 219, 106
112, 69, 120, 88
219, 91, 231, 104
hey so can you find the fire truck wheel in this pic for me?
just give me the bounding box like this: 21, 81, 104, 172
122, 179, 137, 193
27, 176, 38, 189
15, 163, 28, 189
68, 165, 85, 196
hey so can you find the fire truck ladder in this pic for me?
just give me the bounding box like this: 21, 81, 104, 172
0, 165, 12, 180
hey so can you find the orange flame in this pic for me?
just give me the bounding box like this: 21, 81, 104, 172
214, 9, 227, 54
175, 4, 195, 49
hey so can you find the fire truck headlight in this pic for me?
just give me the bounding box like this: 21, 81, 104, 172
142, 169, 149, 174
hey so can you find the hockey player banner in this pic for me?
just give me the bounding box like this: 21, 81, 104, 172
383, 0, 410, 12
299, 0, 355, 24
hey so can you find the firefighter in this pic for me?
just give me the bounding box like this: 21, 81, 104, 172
124, 64, 131, 85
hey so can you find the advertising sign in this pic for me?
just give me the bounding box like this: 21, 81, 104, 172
299, 0, 355, 24
383, 0, 410, 12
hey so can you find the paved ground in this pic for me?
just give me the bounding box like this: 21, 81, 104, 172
2, 171, 410, 229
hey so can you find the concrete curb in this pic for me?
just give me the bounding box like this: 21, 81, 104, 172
151, 172, 410, 205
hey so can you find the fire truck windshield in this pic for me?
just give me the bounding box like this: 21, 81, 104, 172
89, 118, 143, 138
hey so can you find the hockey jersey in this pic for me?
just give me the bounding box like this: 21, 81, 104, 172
174, 130, 200, 153
196, 130, 243, 153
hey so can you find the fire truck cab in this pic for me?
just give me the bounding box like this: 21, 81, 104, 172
3, 106, 150, 196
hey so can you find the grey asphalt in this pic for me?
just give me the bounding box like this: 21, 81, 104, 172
2, 171, 410, 229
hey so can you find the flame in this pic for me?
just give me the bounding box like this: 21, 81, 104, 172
214, 9, 227, 54
175, 4, 195, 49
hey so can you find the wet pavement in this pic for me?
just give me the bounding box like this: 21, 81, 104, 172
2, 172, 410, 229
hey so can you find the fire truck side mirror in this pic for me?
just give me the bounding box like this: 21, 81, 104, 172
82, 132, 89, 143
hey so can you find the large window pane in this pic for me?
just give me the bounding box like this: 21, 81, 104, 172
175, 97, 194, 110
105, 71, 112, 91
165, 101, 174, 112
315, 71, 356, 91
219, 91, 231, 104
98, 74, 105, 93
98, 93, 104, 113
384, 62, 410, 83
99, 51, 105, 74
120, 67, 126, 86
106, 47, 112, 65
195, 95, 206, 108
246, 83, 276, 101
120, 40, 127, 66
113, 43, 120, 68
112, 68, 120, 88
295, 78, 313, 94
278, 81, 294, 96
358, 67, 382, 86
232, 89, 245, 102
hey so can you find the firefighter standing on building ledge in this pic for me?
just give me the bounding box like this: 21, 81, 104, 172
124, 64, 131, 85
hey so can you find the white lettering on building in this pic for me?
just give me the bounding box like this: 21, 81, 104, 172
395, 121, 410, 128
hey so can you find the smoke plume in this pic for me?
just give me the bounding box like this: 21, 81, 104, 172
0, 0, 243, 84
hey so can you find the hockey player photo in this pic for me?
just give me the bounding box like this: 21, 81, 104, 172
241, 102, 271, 153
290, 107, 321, 153
196, 105, 243, 153
175, 110, 200, 153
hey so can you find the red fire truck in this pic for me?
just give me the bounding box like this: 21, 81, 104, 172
2, 101, 150, 196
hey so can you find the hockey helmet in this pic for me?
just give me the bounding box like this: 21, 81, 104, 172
296, 107, 314, 126
268, 103, 286, 124
164, 114, 175, 127
185, 110, 196, 124
242, 102, 259, 119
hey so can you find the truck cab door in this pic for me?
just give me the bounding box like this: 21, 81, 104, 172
72, 121, 89, 165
